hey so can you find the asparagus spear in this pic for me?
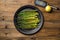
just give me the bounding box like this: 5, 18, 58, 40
18, 12, 38, 17
18, 24, 37, 29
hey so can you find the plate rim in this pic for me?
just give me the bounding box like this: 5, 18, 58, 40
14, 5, 44, 35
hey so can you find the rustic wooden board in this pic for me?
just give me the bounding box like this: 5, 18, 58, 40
0, 0, 60, 40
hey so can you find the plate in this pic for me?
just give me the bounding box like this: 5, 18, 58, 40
14, 5, 44, 35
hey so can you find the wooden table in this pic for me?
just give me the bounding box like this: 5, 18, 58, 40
0, 0, 60, 40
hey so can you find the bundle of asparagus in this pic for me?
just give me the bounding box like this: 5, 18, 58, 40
16, 9, 40, 29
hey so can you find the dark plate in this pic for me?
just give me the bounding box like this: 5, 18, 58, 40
14, 5, 44, 35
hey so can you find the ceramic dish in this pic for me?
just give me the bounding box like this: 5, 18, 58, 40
14, 5, 44, 35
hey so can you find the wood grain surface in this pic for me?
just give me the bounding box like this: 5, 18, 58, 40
0, 0, 60, 40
